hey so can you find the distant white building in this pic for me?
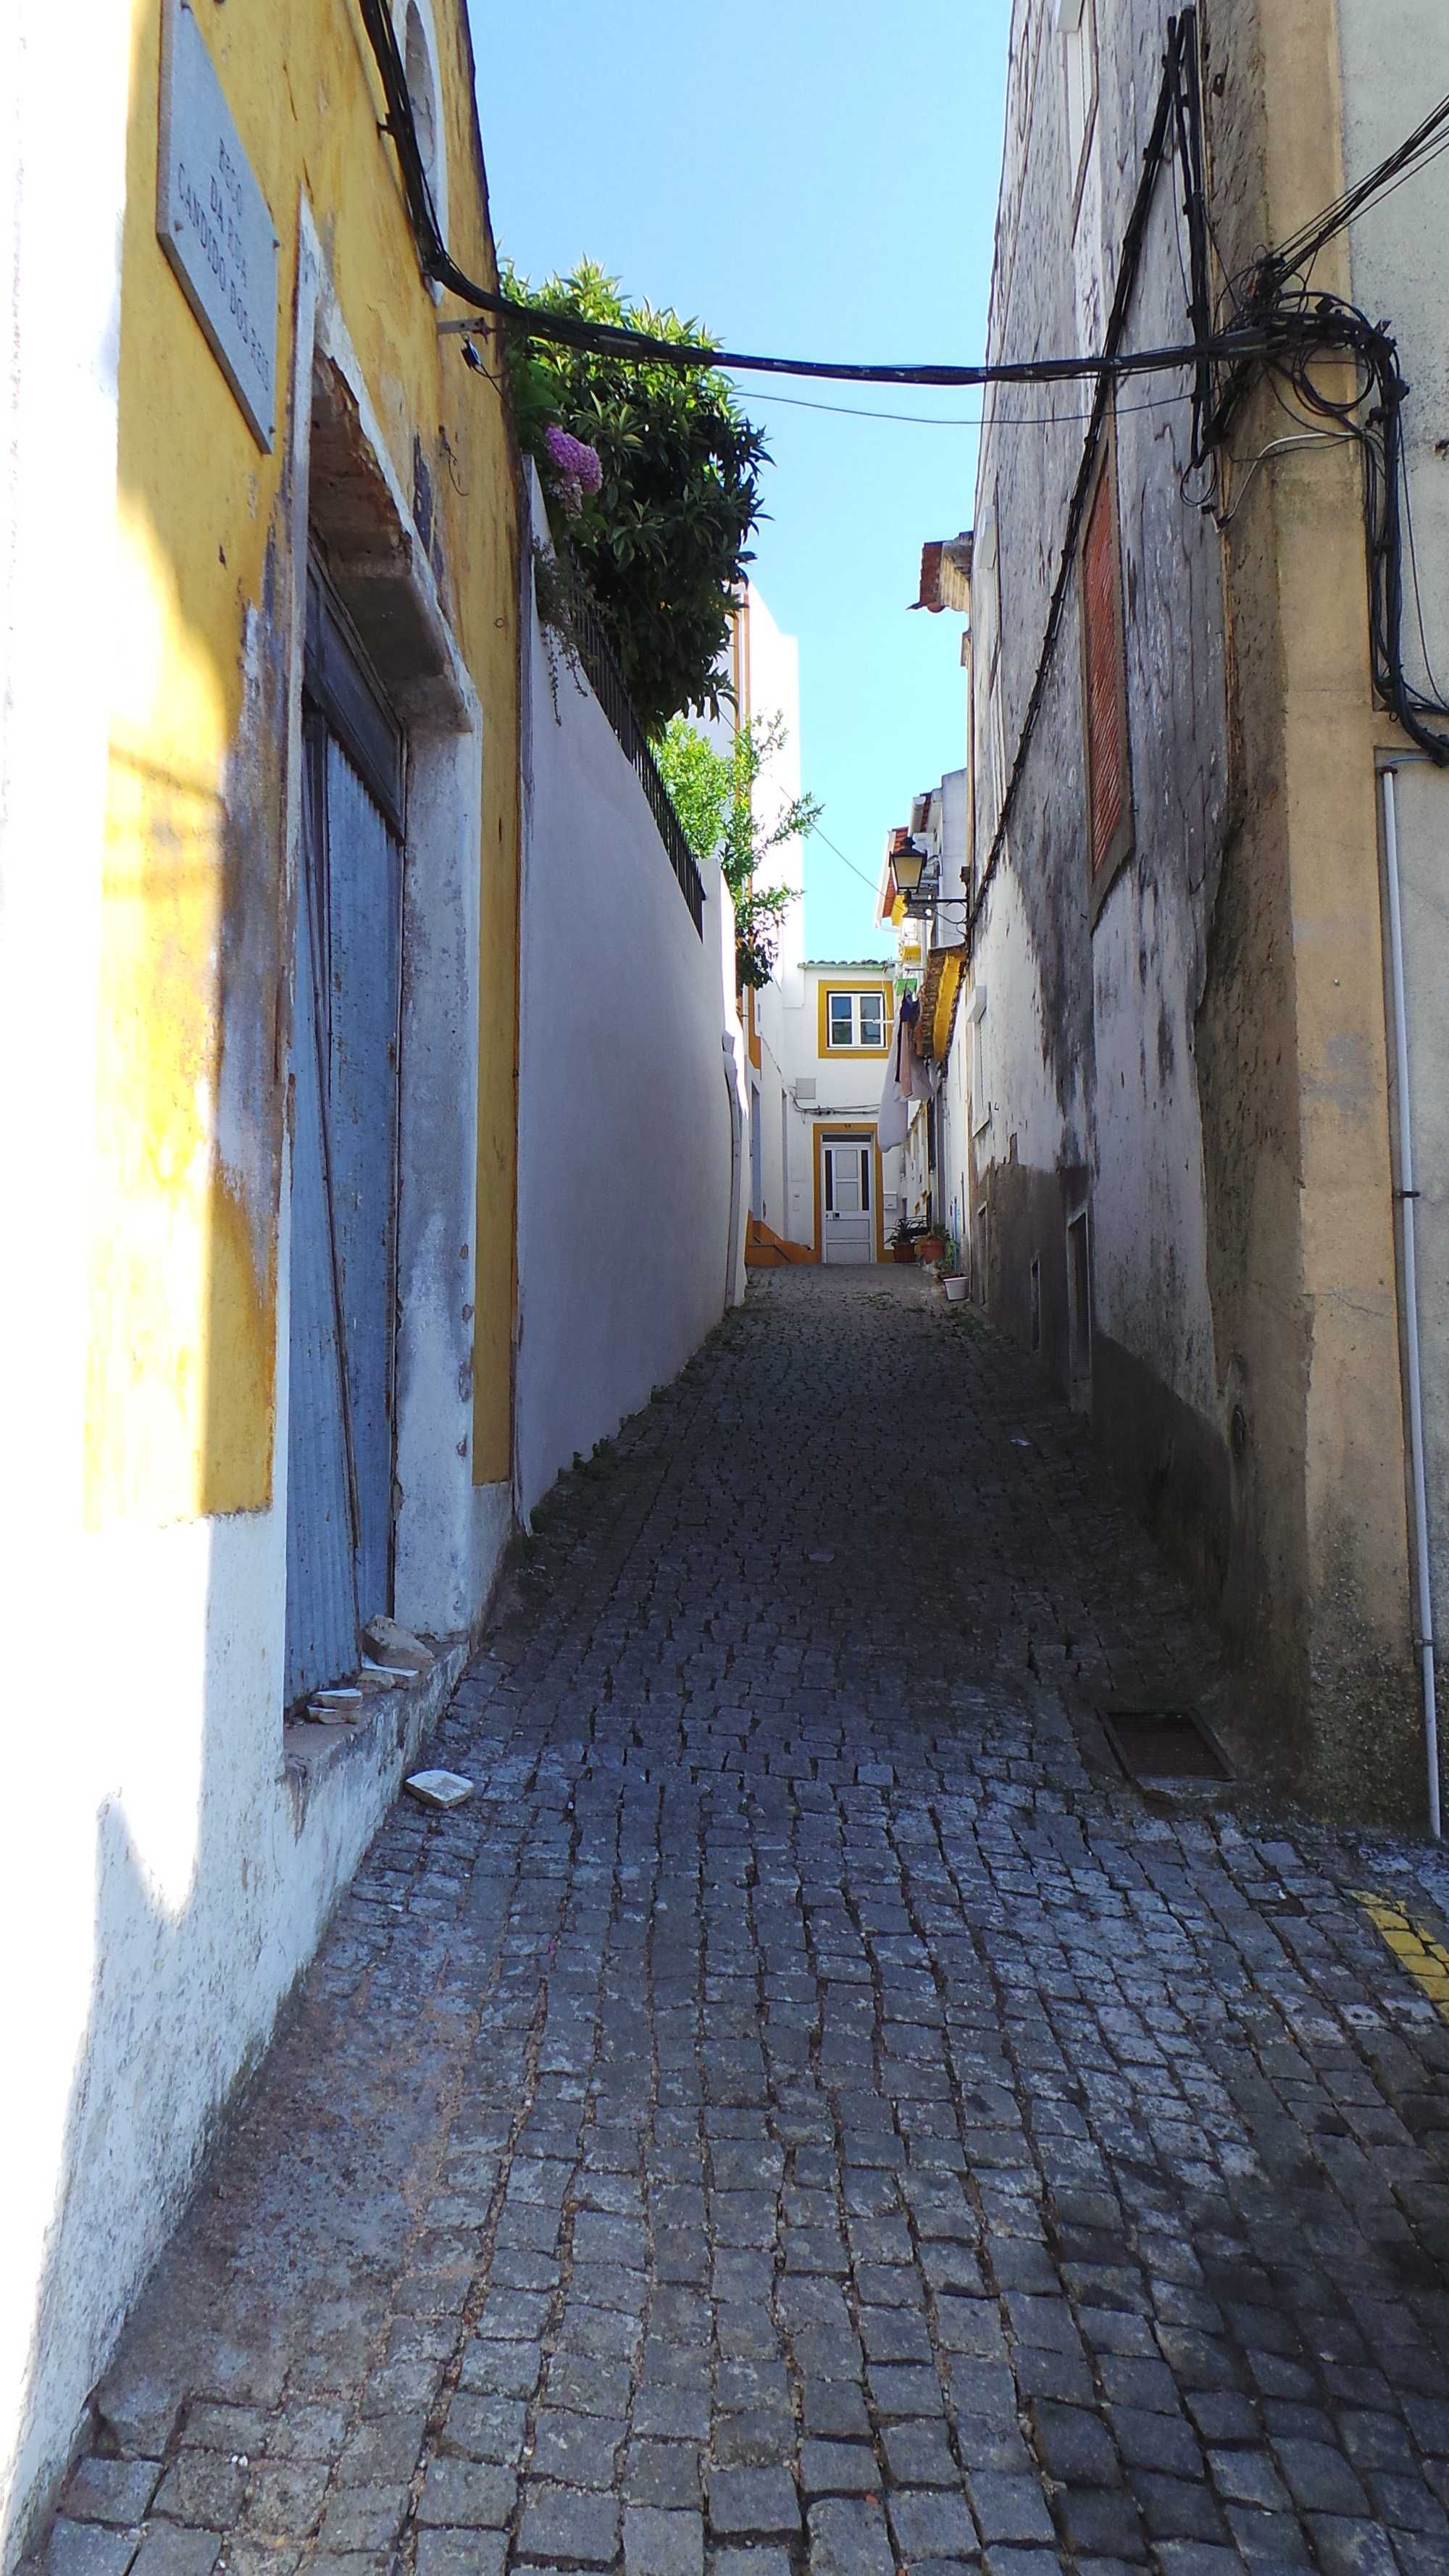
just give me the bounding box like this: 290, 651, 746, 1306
764, 959, 905, 1262
709, 589, 905, 1266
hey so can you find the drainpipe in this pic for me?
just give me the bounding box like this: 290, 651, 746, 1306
1379, 759, 1441, 1839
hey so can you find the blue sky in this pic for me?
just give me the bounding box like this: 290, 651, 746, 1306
472, 0, 1009, 959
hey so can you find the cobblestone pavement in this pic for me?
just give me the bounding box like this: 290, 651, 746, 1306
46, 1268, 1449, 2576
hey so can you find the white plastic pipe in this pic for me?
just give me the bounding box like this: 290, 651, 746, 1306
1381, 762, 1442, 1839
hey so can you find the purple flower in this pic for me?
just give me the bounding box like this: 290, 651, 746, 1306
542, 425, 603, 514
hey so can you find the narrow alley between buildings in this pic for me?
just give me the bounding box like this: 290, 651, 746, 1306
48, 1271, 1449, 2576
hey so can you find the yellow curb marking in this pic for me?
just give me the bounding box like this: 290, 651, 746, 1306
1353, 1889, 1449, 2021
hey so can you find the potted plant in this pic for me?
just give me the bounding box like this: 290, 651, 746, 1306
890, 1216, 916, 1265
941, 1231, 967, 1303
917, 1224, 945, 1265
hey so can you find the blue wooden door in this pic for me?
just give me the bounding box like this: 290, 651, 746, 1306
284, 727, 359, 1705
284, 573, 404, 1708
323, 734, 402, 1628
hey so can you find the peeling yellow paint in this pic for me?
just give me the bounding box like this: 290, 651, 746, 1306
87, 748, 275, 1521
93, 0, 522, 1523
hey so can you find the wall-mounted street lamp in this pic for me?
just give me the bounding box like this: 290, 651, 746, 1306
893, 835, 973, 921
892, 837, 932, 913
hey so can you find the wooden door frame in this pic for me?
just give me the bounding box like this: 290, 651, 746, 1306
813, 1122, 886, 1263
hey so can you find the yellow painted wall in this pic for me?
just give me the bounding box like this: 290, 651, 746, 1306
96, 0, 520, 1523
1198, 0, 1420, 1812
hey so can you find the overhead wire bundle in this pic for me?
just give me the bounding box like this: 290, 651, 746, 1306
356, 0, 1449, 810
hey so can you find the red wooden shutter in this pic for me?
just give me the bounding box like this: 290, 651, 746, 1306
1083, 466, 1126, 874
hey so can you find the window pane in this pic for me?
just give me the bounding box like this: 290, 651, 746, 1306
828, 993, 853, 1044
859, 995, 883, 1047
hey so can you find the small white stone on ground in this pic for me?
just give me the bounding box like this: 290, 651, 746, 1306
404, 1769, 475, 1810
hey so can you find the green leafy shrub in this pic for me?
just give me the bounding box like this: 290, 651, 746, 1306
501, 261, 769, 731
654, 711, 821, 991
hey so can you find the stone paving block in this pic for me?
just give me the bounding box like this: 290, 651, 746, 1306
62, 2463, 162, 2528
412, 2452, 513, 2535
516, 2482, 620, 2566
798, 2445, 877, 2500
1028, 2401, 1121, 2488
127, 2534, 221, 2576
1308, 2517, 1406, 2576
713, 2414, 791, 2472
234, 2458, 329, 2538
625, 2443, 703, 2509
885, 2488, 977, 2558
433, 2393, 522, 2467
175, 2407, 267, 2457
706, 2468, 799, 2541
806, 2497, 895, 2576
966, 2473, 1056, 2545
414, 2535, 507, 2576
529, 2412, 625, 2490
801, 2382, 870, 2441
456, 2338, 540, 2399
1152, 2548, 1245, 2576
882, 2420, 959, 2486
43, 2525, 142, 2576
150, 2457, 249, 2533
315, 2486, 414, 2554
1396, 2543, 1449, 2576
622, 2506, 706, 2576
1274, 2438, 1371, 2516
266, 2402, 349, 2459
1053, 2488, 1146, 2559
1134, 2472, 1227, 2543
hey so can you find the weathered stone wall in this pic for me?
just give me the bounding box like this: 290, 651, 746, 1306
971, 0, 1231, 1566
967, 0, 1424, 1814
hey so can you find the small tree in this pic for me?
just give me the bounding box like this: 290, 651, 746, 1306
501, 262, 769, 732
655, 712, 821, 991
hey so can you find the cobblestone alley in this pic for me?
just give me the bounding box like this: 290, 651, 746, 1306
48, 1270, 1449, 2576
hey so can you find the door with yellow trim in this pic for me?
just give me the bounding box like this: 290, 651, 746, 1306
822, 1135, 873, 1263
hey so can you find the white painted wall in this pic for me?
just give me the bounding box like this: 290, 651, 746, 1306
1, 6, 131, 2555
0, 188, 510, 2575
515, 494, 739, 1515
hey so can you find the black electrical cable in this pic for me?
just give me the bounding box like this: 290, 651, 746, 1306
356, 0, 1267, 393
359, 0, 1449, 785
1264, 89, 1449, 285
1208, 288, 1449, 763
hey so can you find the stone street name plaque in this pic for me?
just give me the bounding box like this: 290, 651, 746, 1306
157, 0, 278, 450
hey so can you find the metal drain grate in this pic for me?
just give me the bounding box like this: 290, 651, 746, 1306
1099, 1705, 1232, 1786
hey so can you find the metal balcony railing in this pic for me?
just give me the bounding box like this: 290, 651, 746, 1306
572, 592, 707, 938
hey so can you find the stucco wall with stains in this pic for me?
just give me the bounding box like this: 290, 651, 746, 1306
969, 0, 1229, 1523
0, 0, 523, 2559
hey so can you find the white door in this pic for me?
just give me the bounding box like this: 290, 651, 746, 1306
822, 1138, 873, 1263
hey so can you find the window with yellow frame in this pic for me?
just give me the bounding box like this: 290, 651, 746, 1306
818, 981, 891, 1058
